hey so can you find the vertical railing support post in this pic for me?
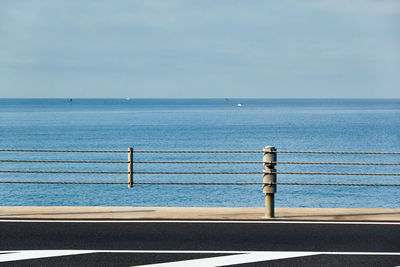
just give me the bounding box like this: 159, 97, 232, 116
263, 146, 277, 218
128, 147, 133, 188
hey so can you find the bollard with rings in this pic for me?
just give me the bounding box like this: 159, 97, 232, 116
263, 146, 277, 218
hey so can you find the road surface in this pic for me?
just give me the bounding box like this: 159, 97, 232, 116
1, 220, 399, 266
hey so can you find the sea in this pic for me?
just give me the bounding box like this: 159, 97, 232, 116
0, 98, 399, 208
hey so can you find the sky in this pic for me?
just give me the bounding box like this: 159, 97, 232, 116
0, 0, 399, 98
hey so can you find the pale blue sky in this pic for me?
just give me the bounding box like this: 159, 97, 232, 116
0, 0, 399, 98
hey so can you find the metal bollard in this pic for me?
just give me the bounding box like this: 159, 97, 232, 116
128, 147, 133, 188
263, 146, 277, 218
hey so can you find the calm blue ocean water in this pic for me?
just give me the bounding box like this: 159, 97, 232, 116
0, 98, 399, 208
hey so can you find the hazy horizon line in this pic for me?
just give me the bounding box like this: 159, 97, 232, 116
1, 97, 400, 100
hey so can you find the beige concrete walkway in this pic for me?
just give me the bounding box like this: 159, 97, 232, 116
1, 206, 400, 221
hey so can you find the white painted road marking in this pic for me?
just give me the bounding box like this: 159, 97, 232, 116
1, 219, 400, 225
0, 250, 95, 263
135, 252, 319, 267
1, 250, 400, 264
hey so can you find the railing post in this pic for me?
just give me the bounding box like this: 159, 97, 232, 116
128, 147, 133, 188
263, 146, 277, 218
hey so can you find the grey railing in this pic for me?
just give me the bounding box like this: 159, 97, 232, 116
1, 147, 399, 218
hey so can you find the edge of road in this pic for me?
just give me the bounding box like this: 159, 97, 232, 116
1, 206, 400, 221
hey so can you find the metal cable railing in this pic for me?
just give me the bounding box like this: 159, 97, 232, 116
0, 148, 130, 185
1, 147, 399, 187
1, 180, 399, 186
1, 147, 399, 218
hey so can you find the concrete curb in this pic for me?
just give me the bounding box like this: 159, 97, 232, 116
1, 207, 400, 221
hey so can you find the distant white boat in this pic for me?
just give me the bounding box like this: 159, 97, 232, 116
126, 98, 131, 101
237, 103, 243, 107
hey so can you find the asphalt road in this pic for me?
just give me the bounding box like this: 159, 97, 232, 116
1, 220, 399, 266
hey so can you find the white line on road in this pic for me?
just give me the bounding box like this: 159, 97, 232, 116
1, 219, 400, 225
134, 252, 319, 267
1, 250, 400, 264
0, 250, 96, 263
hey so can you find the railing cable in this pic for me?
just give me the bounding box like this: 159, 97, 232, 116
133, 150, 261, 153
130, 171, 400, 176
274, 161, 400, 166
132, 171, 260, 174
277, 151, 400, 154
0, 170, 127, 174
133, 161, 262, 164
5, 170, 395, 175
0, 160, 128, 163
276, 171, 400, 176
0, 149, 127, 153
0, 181, 126, 184
132, 160, 400, 166
275, 182, 400, 186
